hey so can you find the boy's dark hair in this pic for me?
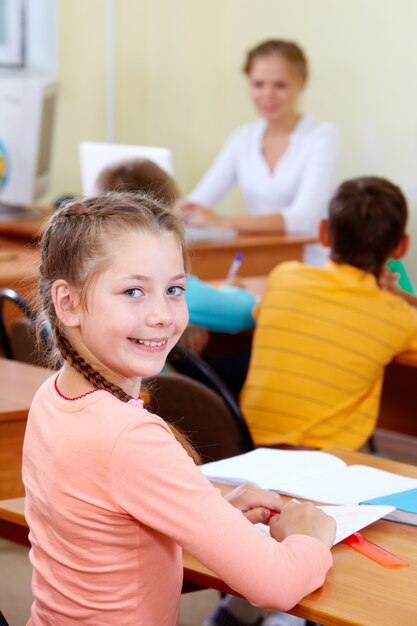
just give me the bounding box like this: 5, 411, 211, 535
328, 176, 408, 275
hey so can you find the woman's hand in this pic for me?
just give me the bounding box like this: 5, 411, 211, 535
175, 200, 222, 226
225, 483, 282, 524
269, 500, 336, 548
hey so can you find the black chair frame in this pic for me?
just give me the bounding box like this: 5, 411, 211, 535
168, 344, 254, 453
0, 288, 38, 360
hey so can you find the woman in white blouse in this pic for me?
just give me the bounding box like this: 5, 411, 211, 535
177, 39, 340, 265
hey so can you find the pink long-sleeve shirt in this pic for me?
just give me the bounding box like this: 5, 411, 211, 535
22, 376, 332, 625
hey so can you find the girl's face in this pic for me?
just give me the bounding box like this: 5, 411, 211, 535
71, 230, 188, 395
248, 53, 304, 125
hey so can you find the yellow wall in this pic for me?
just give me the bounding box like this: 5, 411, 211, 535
53, 0, 417, 279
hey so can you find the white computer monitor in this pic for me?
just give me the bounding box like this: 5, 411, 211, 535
0, 73, 57, 209
79, 141, 174, 197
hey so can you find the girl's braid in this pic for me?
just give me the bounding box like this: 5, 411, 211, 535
54, 328, 131, 403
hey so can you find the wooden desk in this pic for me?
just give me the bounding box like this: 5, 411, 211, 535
0, 237, 39, 303
0, 358, 51, 499
189, 233, 316, 280
1, 229, 315, 290
1, 450, 416, 625
184, 449, 417, 626
0, 214, 46, 241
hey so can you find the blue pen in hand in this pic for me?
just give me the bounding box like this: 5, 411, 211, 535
225, 252, 243, 283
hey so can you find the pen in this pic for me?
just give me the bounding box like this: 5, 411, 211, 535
225, 252, 243, 282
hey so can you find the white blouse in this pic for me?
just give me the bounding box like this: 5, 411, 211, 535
188, 115, 340, 264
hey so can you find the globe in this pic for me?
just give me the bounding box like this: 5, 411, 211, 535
0, 141, 9, 190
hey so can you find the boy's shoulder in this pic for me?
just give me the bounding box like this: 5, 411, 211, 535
268, 260, 320, 283
378, 287, 417, 319
270, 260, 306, 274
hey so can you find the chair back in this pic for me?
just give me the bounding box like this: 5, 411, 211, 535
9, 317, 40, 364
145, 373, 253, 463
0, 288, 38, 360
167, 344, 254, 453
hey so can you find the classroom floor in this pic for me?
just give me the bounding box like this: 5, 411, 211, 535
1, 429, 415, 626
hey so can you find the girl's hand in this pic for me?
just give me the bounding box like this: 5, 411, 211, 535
270, 500, 336, 548
225, 483, 282, 524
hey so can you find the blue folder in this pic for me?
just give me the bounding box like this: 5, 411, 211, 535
361, 487, 417, 526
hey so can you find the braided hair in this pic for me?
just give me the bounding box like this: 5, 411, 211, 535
37, 192, 199, 461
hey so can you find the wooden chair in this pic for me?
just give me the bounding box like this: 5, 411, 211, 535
145, 372, 254, 463
167, 344, 254, 452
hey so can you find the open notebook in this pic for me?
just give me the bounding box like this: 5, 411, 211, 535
201, 448, 417, 505
257, 504, 395, 545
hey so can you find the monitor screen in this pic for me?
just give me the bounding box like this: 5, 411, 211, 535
79, 141, 174, 197
0, 74, 57, 211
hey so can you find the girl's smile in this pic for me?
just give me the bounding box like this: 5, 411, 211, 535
127, 336, 169, 350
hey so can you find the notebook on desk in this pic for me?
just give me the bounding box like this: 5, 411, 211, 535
201, 448, 417, 505
79, 141, 174, 197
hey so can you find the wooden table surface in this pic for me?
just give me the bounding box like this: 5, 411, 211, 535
0, 214, 46, 240
0, 358, 51, 421
184, 449, 417, 626
0, 449, 416, 625
188, 232, 316, 279
0, 214, 316, 282
0, 359, 51, 499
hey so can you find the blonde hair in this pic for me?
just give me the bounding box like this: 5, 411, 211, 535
38, 192, 199, 462
243, 39, 308, 84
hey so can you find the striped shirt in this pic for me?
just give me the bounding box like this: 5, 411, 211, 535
241, 261, 417, 450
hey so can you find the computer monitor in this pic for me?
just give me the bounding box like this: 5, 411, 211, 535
0, 73, 57, 214
79, 141, 174, 197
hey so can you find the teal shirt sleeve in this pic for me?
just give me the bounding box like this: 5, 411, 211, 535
185, 274, 256, 333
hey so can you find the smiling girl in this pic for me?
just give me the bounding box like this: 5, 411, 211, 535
22, 193, 334, 625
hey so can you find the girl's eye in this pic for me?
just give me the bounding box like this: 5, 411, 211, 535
124, 288, 143, 298
166, 285, 185, 296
